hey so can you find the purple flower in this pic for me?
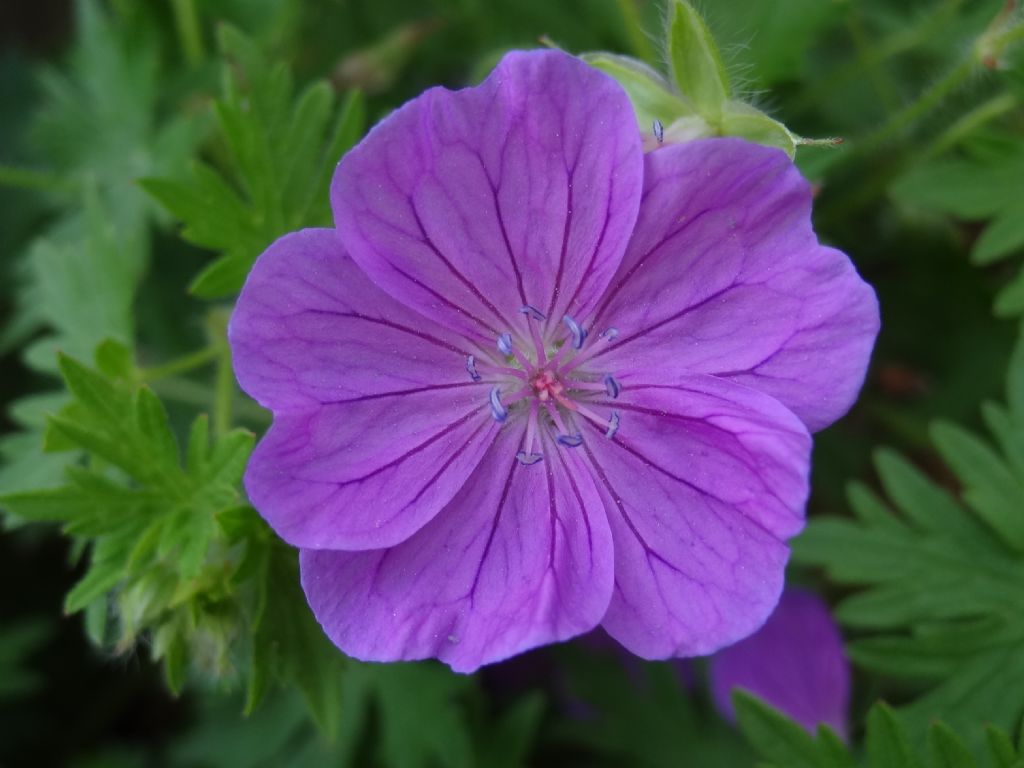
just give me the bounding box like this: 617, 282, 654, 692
709, 589, 851, 739
229, 50, 879, 673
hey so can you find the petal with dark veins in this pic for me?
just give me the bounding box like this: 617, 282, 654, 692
590, 138, 879, 432
581, 374, 810, 658
300, 425, 614, 673
332, 49, 643, 342
230, 228, 500, 550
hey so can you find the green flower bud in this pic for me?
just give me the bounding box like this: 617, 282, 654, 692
667, 0, 730, 118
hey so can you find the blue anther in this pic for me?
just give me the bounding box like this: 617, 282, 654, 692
605, 411, 621, 440
562, 315, 588, 350
516, 451, 544, 466
603, 374, 621, 399
497, 332, 514, 356
519, 305, 547, 321
489, 387, 508, 423
466, 354, 481, 382
653, 119, 665, 144
556, 433, 584, 448
600, 327, 619, 341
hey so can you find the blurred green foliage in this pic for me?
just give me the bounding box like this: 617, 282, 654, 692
735, 692, 1024, 768
1, 0, 1024, 765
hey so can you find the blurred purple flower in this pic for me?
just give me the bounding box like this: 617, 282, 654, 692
709, 589, 851, 738
229, 50, 879, 673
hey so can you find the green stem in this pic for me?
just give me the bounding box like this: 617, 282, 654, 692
0, 164, 72, 192
615, 0, 657, 65
151, 377, 268, 425
923, 91, 1018, 159
213, 344, 234, 439
859, 8, 1024, 151
140, 345, 220, 382
171, 0, 204, 68
857, 56, 976, 152
986, 18, 1024, 57
791, 0, 964, 115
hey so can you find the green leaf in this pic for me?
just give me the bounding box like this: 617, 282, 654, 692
873, 447, 988, 540
373, 663, 474, 768
246, 536, 345, 739
65, 527, 141, 614
996, 270, 1024, 318
6, 347, 257, 703
793, 337, 1024, 744
25, 188, 140, 374
972, 204, 1024, 264
733, 691, 825, 768
735, 692, 1021, 768
94, 338, 135, 380
556, 646, 753, 767
135, 388, 180, 471
667, 0, 730, 117
931, 421, 1024, 551
892, 151, 1024, 220
866, 703, 921, 768
473, 692, 545, 768
929, 721, 978, 768
986, 724, 1019, 767
142, 26, 365, 298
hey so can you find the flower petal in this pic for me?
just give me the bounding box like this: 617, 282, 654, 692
230, 228, 500, 549
581, 374, 810, 658
709, 589, 851, 739
300, 424, 614, 673
332, 50, 643, 342
590, 138, 879, 432
229, 228, 474, 412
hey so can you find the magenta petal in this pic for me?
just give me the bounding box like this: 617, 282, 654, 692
230, 229, 500, 549
300, 425, 614, 673
592, 139, 879, 432
709, 589, 851, 739
332, 50, 643, 341
584, 374, 811, 658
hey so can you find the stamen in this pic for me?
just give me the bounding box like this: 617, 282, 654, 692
466, 355, 481, 382
574, 402, 611, 429
653, 119, 665, 144
545, 402, 582, 447
563, 379, 608, 394
496, 331, 536, 372
516, 451, 544, 465
559, 327, 619, 375
605, 410, 620, 439
520, 305, 548, 365
562, 315, 588, 350
524, 401, 541, 456
473, 360, 528, 381
603, 374, 621, 399
489, 387, 508, 422
575, 402, 622, 439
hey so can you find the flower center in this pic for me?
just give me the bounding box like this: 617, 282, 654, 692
467, 307, 622, 466
530, 369, 567, 404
